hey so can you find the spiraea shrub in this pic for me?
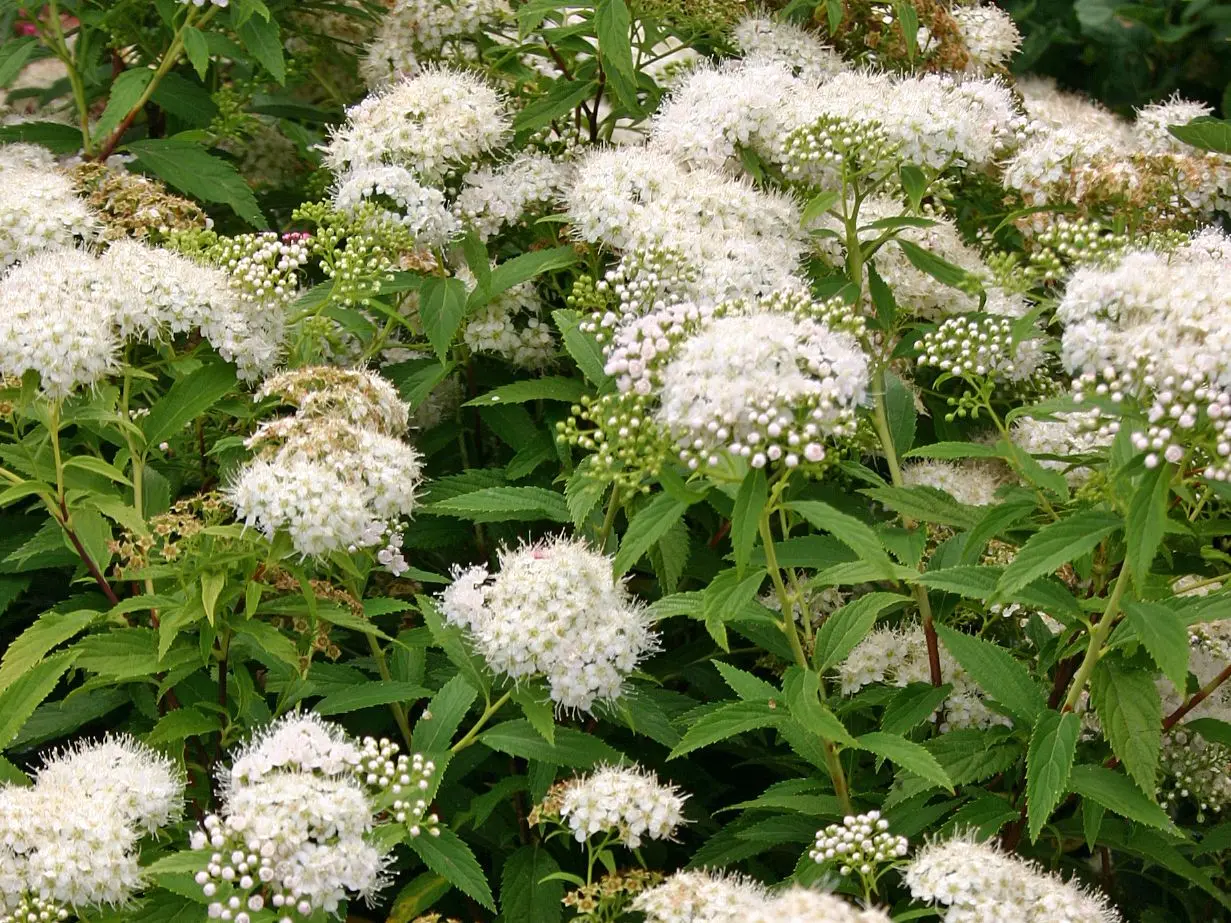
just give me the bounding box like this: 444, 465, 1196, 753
0, 1, 1230, 921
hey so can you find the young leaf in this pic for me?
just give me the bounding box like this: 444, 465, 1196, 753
935, 624, 1045, 723
408, 826, 495, 910
613, 494, 689, 576
181, 26, 211, 80
1091, 657, 1162, 797
994, 509, 1121, 597
1026, 709, 1080, 842
896, 238, 980, 291
731, 468, 767, 576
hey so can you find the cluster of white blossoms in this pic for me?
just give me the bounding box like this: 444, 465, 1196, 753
551, 765, 687, 848
456, 269, 556, 368
633, 871, 891, 923
950, 3, 1022, 73
902, 460, 1007, 507
810, 811, 909, 878
440, 536, 658, 712
226, 366, 423, 561
904, 834, 1121, 922
0, 239, 286, 396
452, 152, 573, 240
0, 737, 182, 912
1011, 410, 1111, 487
194, 715, 438, 922
732, 15, 845, 81
332, 164, 460, 249
361, 0, 512, 86
840, 624, 1012, 731
1058, 229, 1231, 478
0, 148, 98, 267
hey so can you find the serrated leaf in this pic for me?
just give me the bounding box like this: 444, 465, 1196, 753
883, 372, 917, 455
936, 624, 1044, 723
1167, 117, 1231, 154
181, 26, 210, 80
142, 361, 237, 448
488, 246, 577, 298
413, 675, 479, 752
1068, 764, 1179, 834
897, 238, 980, 291
513, 687, 555, 745
408, 826, 494, 910
126, 139, 265, 228
315, 681, 430, 716
0, 607, 96, 696
905, 441, 1003, 460
429, 486, 570, 523
500, 846, 563, 923
1126, 463, 1170, 588
862, 485, 979, 529
786, 501, 892, 570
0, 38, 38, 87
94, 68, 154, 142
782, 667, 855, 746
730, 468, 766, 577
613, 494, 689, 576
465, 376, 587, 407
1026, 710, 1080, 842
814, 592, 908, 671
236, 13, 285, 83
882, 682, 951, 735
146, 707, 220, 745
594, 0, 638, 109
668, 700, 781, 759
1120, 601, 1189, 692
858, 731, 953, 791
0, 651, 75, 750
479, 720, 623, 766
513, 78, 599, 133
419, 276, 469, 361
553, 308, 612, 388
1091, 657, 1162, 797
995, 509, 1121, 597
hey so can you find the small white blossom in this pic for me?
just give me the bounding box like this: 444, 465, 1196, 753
555, 765, 687, 848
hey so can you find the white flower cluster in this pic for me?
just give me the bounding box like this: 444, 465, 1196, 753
919, 313, 1047, 386
0, 149, 98, 267
194, 715, 438, 922
840, 624, 1012, 731
361, 0, 513, 86
0, 240, 285, 396
633, 872, 891, 923
901, 460, 1007, 507
226, 366, 423, 560
951, 3, 1022, 73
555, 765, 687, 848
1058, 229, 1231, 478
810, 811, 909, 876
904, 833, 1121, 922
439, 536, 658, 712
325, 66, 510, 182
332, 163, 460, 249
0, 737, 182, 912
1011, 410, 1110, 487
731, 15, 845, 81
453, 152, 573, 240
1160, 721, 1231, 821
457, 269, 556, 367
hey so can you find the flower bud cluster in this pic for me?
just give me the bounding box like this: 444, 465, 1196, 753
536, 765, 688, 849
193, 715, 437, 922
1160, 724, 1231, 822
0, 897, 68, 923
440, 536, 658, 712
810, 811, 908, 880
192, 231, 310, 309
1026, 217, 1129, 282
919, 314, 1046, 386
333, 164, 460, 249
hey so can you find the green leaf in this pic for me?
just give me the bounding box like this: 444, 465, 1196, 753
125, 139, 265, 228
668, 700, 781, 759
857, 731, 953, 792
867, 264, 898, 330
0, 651, 75, 750
408, 826, 495, 910
63, 455, 131, 486
731, 468, 766, 577
1126, 463, 1170, 588
896, 238, 980, 291
150, 73, 217, 126
0, 121, 83, 153
1026, 710, 1080, 842
1091, 657, 1162, 797
881, 682, 951, 735
93, 68, 154, 143
181, 26, 211, 80
236, 13, 286, 83
513, 78, 600, 133
387, 873, 452, 923
0, 607, 96, 696
146, 706, 220, 745
802, 188, 840, 225
142, 361, 238, 449
782, 668, 855, 746
900, 164, 927, 211
595, 0, 638, 109
500, 846, 563, 923
613, 494, 690, 576
512, 687, 555, 745
1167, 117, 1231, 154
1120, 601, 1189, 692
935, 624, 1044, 723
995, 509, 1121, 598
428, 486, 570, 523
232, 619, 301, 669
1067, 764, 1179, 834
813, 592, 908, 671
553, 308, 613, 388
480, 719, 623, 767
465, 376, 587, 407
862, 486, 979, 529
487, 246, 578, 299
905, 442, 1003, 460
0, 38, 38, 87
419, 277, 469, 361
315, 681, 430, 716
413, 675, 479, 752
786, 501, 892, 570
883, 372, 917, 456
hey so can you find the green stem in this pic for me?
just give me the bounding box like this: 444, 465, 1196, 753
42, 0, 93, 153
597, 483, 621, 553
450, 689, 513, 753
366, 633, 414, 749
1062, 564, 1131, 713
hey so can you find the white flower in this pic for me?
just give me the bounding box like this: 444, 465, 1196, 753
456, 269, 556, 367
655, 298, 869, 471
951, 4, 1022, 73
555, 765, 687, 848
902, 460, 1006, 507
453, 152, 573, 240
225, 714, 365, 788
333, 164, 460, 248
1134, 96, 1217, 155
904, 833, 1121, 922
1011, 411, 1110, 487
0, 162, 99, 267
732, 15, 846, 81
324, 66, 511, 180
0, 248, 118, 397
255, 367, 411, 437
748, 887, 894, 923
632, 869, 768, 922
361, 0, 513, 86
439, 536, 658, 712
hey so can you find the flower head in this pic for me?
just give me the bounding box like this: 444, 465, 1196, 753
0, 161, 98, 267
542, 764, 688, 848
